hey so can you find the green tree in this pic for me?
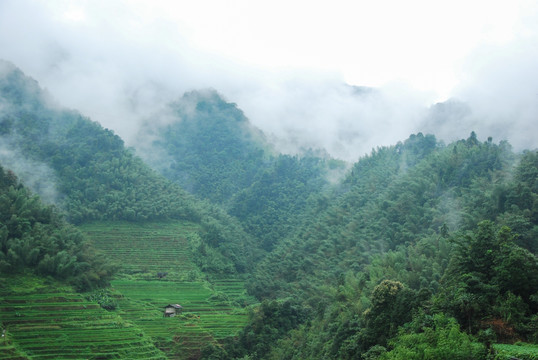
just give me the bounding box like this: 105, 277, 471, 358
436, 221, 538, 337
360, 280, 418, 351
381, 313, 486, 360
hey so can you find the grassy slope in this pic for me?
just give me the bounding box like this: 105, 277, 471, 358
80, 221, 252, 359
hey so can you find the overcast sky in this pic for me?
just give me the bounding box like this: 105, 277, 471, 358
1, 0, 537, 160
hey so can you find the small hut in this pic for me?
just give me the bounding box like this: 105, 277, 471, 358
164, 304, 183, 317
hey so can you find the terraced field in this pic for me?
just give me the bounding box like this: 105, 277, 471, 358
0, 275, 166, 360
80, 221, 200, 280
81, 221, 252, 359
112, 280, 248, 359
0, 341, 29, 360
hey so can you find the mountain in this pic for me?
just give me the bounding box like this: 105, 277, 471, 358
135, 88, 346, 250
0, 60, 193, 223
136, 89, 270, 205
0, 60, 258, 274
248, 132, 535, 299
0, 60, 264, 358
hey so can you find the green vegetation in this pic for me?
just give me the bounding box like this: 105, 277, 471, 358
138, 89, 343, 251
202, 298, 310, 359
436, 221, 538, 338
140, 89, 269, 205
0, 61, 195, 224
203, 135, 538, 359
0, 274, 167, 359
1, 62, 537, 359
0, 165, 114, 290
0, 62, 259, 275
80, 221, 253, 359
493, 343, 538, 360
79, 221, 201, 279
112, 280, 248, 359
380, 313, 487, 360
229, 153, 338, 251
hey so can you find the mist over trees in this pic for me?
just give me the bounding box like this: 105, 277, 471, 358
0, 61, 259, 275
0, 164, 115, 290
0, 61, 537, 359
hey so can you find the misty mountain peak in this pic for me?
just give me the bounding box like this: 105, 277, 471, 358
0, 60, 48, 109
171, 88, 247, 123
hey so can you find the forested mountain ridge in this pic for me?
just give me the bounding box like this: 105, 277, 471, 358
0, 60, 258, 274
136, 88, 345, 250
0, 60, 194, 223
209, 135, 538, 360
249, 133, 528, 300
136, 89, 271, 205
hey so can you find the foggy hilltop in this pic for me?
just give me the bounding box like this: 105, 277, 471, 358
1, 1, 538, 161
1, 58, 534, 208
1, 56, 536, 168
1, 1, 538, 360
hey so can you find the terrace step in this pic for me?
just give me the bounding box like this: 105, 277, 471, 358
78, 221, 251, 360
0, 275, 165, 360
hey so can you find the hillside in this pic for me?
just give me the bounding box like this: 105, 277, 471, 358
0, 170, 254, 359
135, 89, 344, 250
0, 60, 258, 275
249, 133, 519, 299
0, 62, 263, 358
210, 134, 538, 359
136, 89, 270, 205
0, 60, 193, 223
0, 274, 167, 360
0, 164, 114, 290
78, 221, 254, 359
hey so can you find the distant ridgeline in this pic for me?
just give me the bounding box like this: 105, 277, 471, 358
136, 89, 270, 205
0, 60, 257, 275
0, 60, 195, 223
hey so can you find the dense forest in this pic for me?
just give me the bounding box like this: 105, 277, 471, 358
136, 89, 344, 251
202, 134, 538, 359
1, 61, 537, 359
0, 164, 115, 290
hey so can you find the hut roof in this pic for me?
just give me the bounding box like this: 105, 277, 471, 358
165, 304, 183, 309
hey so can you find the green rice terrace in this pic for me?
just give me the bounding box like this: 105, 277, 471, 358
0, 221, 254, 360
79, 221, 202, 281
0, 275, 167, 360
79, 221, 253, 359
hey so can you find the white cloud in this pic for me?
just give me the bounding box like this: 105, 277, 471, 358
0, 0, 537, 161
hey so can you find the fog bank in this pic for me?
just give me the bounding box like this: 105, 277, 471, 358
0, 0, 537, 161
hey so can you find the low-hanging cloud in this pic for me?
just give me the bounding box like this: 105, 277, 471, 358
0, 0, 537, 165
451, 38, 538, 149
233, 75, 429, 160
0, 137, 60, 204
